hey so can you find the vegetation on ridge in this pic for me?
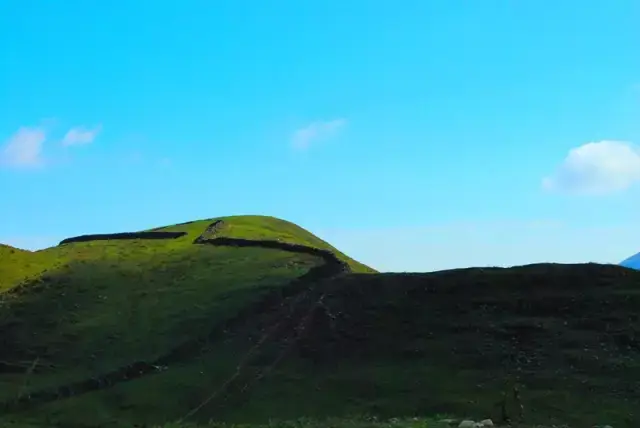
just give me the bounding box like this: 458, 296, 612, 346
0, 215, 638, 428
151, 215, 374, 273
0, 216, 368, 401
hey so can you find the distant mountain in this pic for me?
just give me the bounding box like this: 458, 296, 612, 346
620, 252, 640, 269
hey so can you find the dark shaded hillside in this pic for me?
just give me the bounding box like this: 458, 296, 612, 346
11, 262, 637, 428
2, 219, 639, 428
255, 263, 639, 426
0, 216, 365, 427
303, 263, 640, 363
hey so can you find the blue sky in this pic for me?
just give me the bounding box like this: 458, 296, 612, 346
1, 0, 639, 272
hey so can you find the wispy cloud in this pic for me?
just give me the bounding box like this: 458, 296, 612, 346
291, 118, 346, 150
542, 140, 640, 195
62, 125, 102, 146
0, 127, 47, 168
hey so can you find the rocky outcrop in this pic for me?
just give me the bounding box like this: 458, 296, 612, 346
193, 219, 225, 243
455, 420, 494, 428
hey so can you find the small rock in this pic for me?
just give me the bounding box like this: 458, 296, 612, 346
439, 419, 458, 426
479, 419, 494, 427
458, 421, 476, 428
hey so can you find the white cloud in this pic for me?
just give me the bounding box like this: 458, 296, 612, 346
62, 125, 102, 146
542, 140, 640, 195
291, 119, 346, 150
0, 127, 47, 168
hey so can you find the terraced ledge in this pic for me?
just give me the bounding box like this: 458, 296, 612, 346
59, 232, 187, 245
1, 222, 349, 413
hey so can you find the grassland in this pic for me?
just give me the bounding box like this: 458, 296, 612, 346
1, 216, 638, 428
0, 416, 488, 428
150, 215, 373, 273
0, 217, 368, 402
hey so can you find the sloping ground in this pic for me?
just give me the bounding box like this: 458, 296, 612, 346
151, 215, 374, 273
0, 244, 45, 292
3, 222, 639, 428
0, 417, 499, 428
238, 263, 640, 427
4, 262, 639, 428
0, 216, 371, 424
0, 243, 30, 255
0, 216, 373, 293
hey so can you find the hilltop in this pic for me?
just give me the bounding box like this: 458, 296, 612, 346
0, 215, 372, 378
1, 216, 639, 428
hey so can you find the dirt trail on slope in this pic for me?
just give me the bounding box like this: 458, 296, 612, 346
2, 221, 349, 413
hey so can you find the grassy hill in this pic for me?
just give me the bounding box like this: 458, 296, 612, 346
147, 215, 373, 273
0, 244, 45, 292
0, 217, 370, 403
1, 216, 639, 428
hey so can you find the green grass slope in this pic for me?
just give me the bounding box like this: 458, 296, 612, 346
227, 263, 640, 427
2, 219, 639, 428
0, 244, 44, 292
150, 215, 374, 273
0, 417, 484, 428
0, 216, 372, 413
8, 263, 638, 428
